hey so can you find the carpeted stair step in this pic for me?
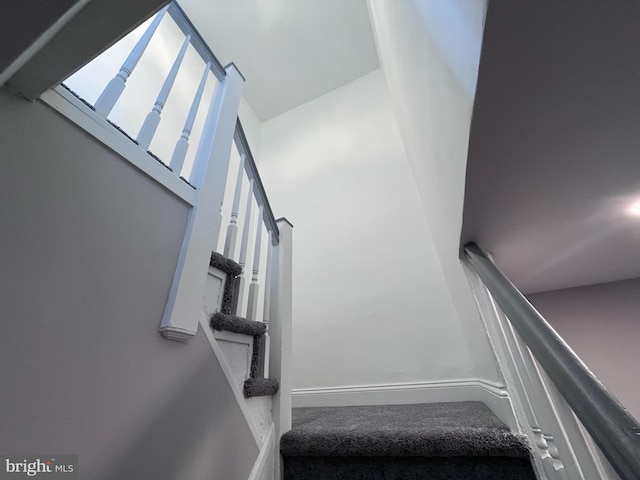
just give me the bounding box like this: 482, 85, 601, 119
281, 401, 536, 480
210, 312, 267, 337
209, 311, 279, 398
244, 377, 280, 397
209, 252, 242, 315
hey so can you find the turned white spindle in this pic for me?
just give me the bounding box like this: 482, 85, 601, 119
262, 233, 274, 325
246, 205, 264, 321
94, 7, 167, 117
137, 34, 191, 149
223, 153, 246, 259
169, 61, 210, 173
234, 178, 254, 316
260, 232, 275, 377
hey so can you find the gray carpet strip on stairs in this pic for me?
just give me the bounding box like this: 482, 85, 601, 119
281, 401, 536, 480
208, 251, 279, 398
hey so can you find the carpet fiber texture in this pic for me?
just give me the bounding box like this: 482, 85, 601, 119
210, 312, 266, 336
209, 252, 242, 314
281, 402, 536, 480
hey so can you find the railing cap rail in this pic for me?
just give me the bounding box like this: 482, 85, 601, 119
234, 119, 280, 243
168, 2, 226, 80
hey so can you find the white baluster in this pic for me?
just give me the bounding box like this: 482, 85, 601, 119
137, 34, 191, 149
94, 7, 167, 117
234, 178, 254, 316
223, 153, 246, 258
170, 62, 211, 173
261, 232, 274, 377
262, 232, 274, 325
246, 205, 264, 321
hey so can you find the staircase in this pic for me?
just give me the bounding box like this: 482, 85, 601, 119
208, 251, 280, 398
280, 401, 536, 480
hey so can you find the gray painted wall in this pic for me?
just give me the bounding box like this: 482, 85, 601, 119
528, 278, 640, 421
0, 89, 258, 479
0, 0, 80, 71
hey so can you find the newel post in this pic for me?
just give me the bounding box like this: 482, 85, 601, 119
270, 217, 293, 478
159, 63, 244, 342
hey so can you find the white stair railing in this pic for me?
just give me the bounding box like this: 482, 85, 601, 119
235, 177, 255, 316
137, 34, 191, 149
170, 61, 211, 173
246, 205, 264, 321
94, 7, 168, 117
223, 153, 246, 259
82, 2, 230, 182
58, 6, 292, 437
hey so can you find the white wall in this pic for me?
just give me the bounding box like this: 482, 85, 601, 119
368, 0, 501, 383
528, 278, 640, 421
0, 89, 259, 479
259, 69, 476, 390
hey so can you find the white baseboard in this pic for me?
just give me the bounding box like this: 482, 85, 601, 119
292, 379, 518, 429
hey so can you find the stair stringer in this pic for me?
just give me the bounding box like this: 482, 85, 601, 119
199, 313, 263, 446
213, 328, 274, 441
203, 259, 276, 446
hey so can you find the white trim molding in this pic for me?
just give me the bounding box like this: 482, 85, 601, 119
248, 422, 276, 480
200, 313, 262, 447
292, 379, 516, 428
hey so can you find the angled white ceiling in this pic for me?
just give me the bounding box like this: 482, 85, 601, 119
179, 0, 379, 120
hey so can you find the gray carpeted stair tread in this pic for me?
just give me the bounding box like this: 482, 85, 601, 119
209, 252, 242, 314
244, 377, 280, 397
209, 251, 242, 276
281, 402, 531, 458
210, 312, 266, 337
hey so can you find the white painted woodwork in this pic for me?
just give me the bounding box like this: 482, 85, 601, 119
291, 379, 513, 423
137, 34, 191, 149
203, 266, 226, 317
41, 86, 198, 206
223, 153, 246, 259
94, 7, 167, 117
159, 64, 244, 342
246, 205, 264, 321
170, 61, 211, 174
199, 315, 262, 447
235, 177, 254, 316
464, 261, 608, 480
269, 218, 293, 480
247, 422, 276, 480
213, 330, 252, 386
261, 235, 274, 377
262, 234, 274, 325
